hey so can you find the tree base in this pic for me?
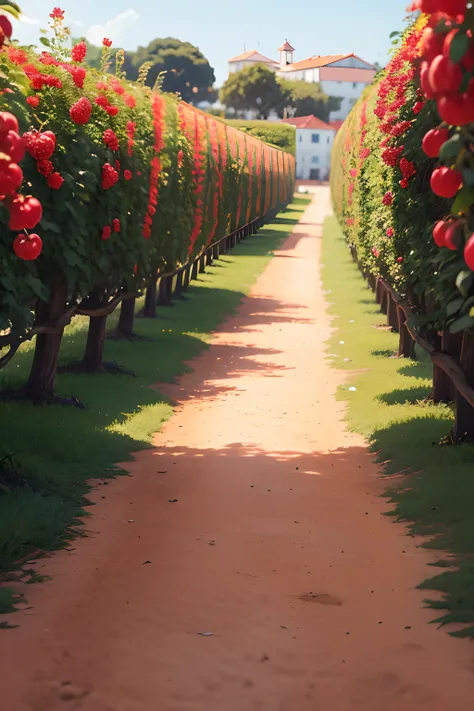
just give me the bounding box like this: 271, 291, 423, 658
107, 331, 151, 342
0, 387, 85, 408
58, 360, 136, 377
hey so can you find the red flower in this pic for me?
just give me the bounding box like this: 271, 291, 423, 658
96, 82, 108, 91
112, 218, 120, 233
397, 256, 404, 263
126, 120, 136, 156
115, 159, 121, 171
382, 191, 394, 206
413, 101, 425, 115
31, 75, 45, 91
110, 78, 125, 96
39, 52, 60, 66
102, 38, 112, 47
71, 41, 87, 63
177, 149, 184, 168
37, 159, 54, 177
103, 128, 119, 151
101, 163, 119, 190
399, 178, 409, 189
50, 7, 65, 20
27, 95, 40, 108
47, 172, 64, 189
66, 65, 86, 88
102, 225, 111, 240
7, 46, 28, 65
372, 247, 380, 257
70, 97, 92, 124
382, 146, 404, 167
386, 227, 394, 237
106, 105, 119, 117
95, 95, 109, 109
124, 94, 136, 109
400, 157, 416, 179
124, 169, 132, 180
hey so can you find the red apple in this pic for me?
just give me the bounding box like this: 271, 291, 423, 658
13, 232, 42, 261
422, 127, 450, 158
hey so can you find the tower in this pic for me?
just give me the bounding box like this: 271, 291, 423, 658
279, 40, 295, 68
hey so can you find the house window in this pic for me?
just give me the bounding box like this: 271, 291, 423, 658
312, 133, 320, 143
352, 82, 358, 89
327, 136, 331, 143
299, 135, 302, 142
311, 156, 319, 164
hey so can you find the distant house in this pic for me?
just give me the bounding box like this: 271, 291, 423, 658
228, 50, 279, 75
281, 115, 336, 181
227, 42, 377, 122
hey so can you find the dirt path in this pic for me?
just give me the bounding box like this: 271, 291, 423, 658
2, 188, 474, 710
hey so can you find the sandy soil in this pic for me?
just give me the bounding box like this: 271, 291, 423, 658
1, 187, 474, 710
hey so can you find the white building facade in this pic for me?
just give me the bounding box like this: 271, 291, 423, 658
281, 116, 336, 181
227, 44, 377, 122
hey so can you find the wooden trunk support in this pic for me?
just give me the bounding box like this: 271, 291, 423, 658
396, 305, 415, 359
387, 292, 399, 332
199, 254, 206, 273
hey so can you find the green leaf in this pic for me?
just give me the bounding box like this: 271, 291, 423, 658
461, 168, 474, 187
389, 31, 400, 38
439, 134, 462, 161
0, 3, 21, 19
449, 314, 474, 334
456, 270, 473, 297
451, 186, 474, 216
446, 297, 464, 317
450, 32, 470, 64
39, 36, 51, 48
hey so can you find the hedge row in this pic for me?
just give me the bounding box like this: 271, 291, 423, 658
224, 120, 296, 156
0, 8, 295, 403
330, 4, 474, 441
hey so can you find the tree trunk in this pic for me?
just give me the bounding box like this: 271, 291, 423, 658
81, 315, 107, 372
397, 305, 415, 359
432, 330, 463, 403
199, 254, 206, 273
158, 276, 173, 306
380, 286, 388, 315
174, 270, 184, 297
191, 261, 199, 280
452, 331, 474, 442
206, 249, 213, 267
142, 280, 157, 318
23, 280, 68, 402
375, 278, 383, 305
387, 293, 399, 332
367, 273, 376, 292
213, 244, 219, 260
116, 296, 136, 338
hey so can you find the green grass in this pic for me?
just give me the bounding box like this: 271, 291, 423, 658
0, 196, 310, 611
322, 214, 474, 637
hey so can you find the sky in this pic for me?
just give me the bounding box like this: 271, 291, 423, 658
14, 0, 411, 86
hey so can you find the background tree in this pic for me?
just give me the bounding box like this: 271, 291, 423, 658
219, 64, 285, 119
280, 80, 341, 121
123, 38, 216, 103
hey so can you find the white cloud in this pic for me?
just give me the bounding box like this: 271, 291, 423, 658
86, 9, 139, 46
69, 18, 84, 28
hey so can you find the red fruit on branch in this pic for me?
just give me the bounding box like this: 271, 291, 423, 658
101, 226, 111, 240
437, 0, 467, 17
428, 55, 462, 94
112, 218, 120, 233
0, 112, 19, 142
47, 172, 64, 189
43, 131, 56, 149
422, 127, 449, 158
433, 220, 449, 247
464, 234, 474, 270
437, 92, 474, 125
13, 232, 42, 261
430, 166, 462, 198
0, 155, 22, 194
124, 169, 132, 180
69, 97, 92, 124
444, 221, 461, 250
9, 195, 43, 230
5, 131, 26, 163
397, 257, 404, 263
421, 27, 444, 61
0, 14, 13, 40
420, 62, 437, 100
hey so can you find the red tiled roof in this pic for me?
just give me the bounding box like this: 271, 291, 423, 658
281, 115, 335, 131
319, 66, 376, 84
278, 40, 295, 51
329, 120, 344, 132
228, 50, 278, 64
279, 52, 376, 73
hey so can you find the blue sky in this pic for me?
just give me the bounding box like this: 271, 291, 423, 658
14, 0, 411, 85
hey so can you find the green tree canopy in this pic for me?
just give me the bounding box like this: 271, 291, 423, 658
219, 64, 286, 120
280, 80, 341, 121
123, 38, 216, 103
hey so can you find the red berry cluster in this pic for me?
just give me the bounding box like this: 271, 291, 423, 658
143, 95, 165, 240
101, 163, 119, 190
103, 128, 119, 151
70, 97, 92, 125
71, 41, 87, 63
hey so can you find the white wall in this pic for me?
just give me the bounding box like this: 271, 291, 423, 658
295, 127, 335, 181
320, 80, 366, 121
